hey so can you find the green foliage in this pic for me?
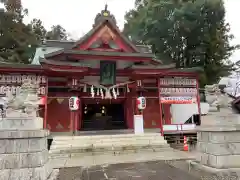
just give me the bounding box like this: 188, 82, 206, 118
30, 18, 46, 43
124, 0, 239, 86
46, 25, 68, 40
0, 0, 69, 64
0, 1, 36, 64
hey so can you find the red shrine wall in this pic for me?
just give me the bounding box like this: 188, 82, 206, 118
47, 98, 71, 132
46, 93, 171, 132
143, 99, 160, 128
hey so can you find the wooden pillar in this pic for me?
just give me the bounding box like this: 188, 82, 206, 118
75, 98, 81, 131
124, 98, 129, 128
43, 76, 48, 129
135, 80, 143, 115
157, 78, 164, 136
196, 76, 201, 122
125, 92, 134, 129
163, 104, 171, 124
70, 111, 75, 133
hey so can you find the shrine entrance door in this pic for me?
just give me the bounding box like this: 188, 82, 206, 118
81, 99, 126, 131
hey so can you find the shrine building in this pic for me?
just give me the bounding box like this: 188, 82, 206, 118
0, 7, 201, 134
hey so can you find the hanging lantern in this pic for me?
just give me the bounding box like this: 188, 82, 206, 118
69, 96, 80, 111
39, 96, 46, 105
137, 96, 146, 110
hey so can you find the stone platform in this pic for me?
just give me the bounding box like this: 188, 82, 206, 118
197, 125, 240, 169
0, 130, 59, 180
49, 133, 172, 159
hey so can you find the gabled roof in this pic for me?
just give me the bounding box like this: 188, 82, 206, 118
70, 6, 140, 53
44, 49, 154, 59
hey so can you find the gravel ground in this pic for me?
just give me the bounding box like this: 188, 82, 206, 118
57, 161, 201, 180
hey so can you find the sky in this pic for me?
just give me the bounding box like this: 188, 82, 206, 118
0, 0, 240, 62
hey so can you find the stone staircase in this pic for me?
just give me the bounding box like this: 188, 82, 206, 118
49, 133, 173, 159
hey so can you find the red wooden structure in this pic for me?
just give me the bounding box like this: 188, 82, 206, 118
0, 7, 201, 134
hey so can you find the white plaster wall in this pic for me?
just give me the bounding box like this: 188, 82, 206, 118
170, 103, 209, 124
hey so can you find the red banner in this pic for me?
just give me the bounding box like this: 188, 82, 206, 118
160, 97, 196, 104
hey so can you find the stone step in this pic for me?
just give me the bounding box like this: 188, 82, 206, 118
52, 139, 167, 147
52, 137, 166, 144
50, 133, 169, 158
50, 142, 170, 152
52, 133, 163, 141
50, 140, 169, 151
52, 135, 166, 142
50, 145, 171, 154
51, 139, 167, 147
49, 147, 175, 159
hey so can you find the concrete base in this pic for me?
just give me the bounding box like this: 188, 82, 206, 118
188, 160, 240, 179
197, 125, 240, 169
49, 133, 172, 159
0, 130, 58, 180
196, 110, 240, 170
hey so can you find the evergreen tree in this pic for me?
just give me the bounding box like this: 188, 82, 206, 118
124, 0, 239, 86
0, 0, 70, 64
0, 0, 37, 63
46, 25, 68, 40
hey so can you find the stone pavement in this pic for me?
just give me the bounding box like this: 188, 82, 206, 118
50, 150, 196, 169
57, 161, 201, 180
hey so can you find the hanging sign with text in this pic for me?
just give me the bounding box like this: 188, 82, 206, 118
159, 77, 197, 96
159, 88, 197, 96
159, 77, 198, 104
0, 74, 47, 96
159, 77, 197, 86
160, 97, 196, 104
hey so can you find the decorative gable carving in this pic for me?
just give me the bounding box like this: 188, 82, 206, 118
88, 25, 122, 52
71, 7, 139, 53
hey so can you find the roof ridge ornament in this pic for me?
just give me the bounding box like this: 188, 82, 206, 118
93, 4, 117, 27
105, 4, 108, 11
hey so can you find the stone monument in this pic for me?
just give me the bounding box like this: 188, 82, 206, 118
0, 79, 58, 180
194, 84, 240, 175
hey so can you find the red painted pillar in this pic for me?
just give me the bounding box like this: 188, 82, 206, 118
69, 111, 73, 132
130, 98, 134, 129
72, 97, 81, 133
43, 76, 48, 129
125, 93, 134, 129
163, 104, 171, 124
78, 99, 82, 131
74, 112, 78, 132
125, 98, 130, 129
196, 76, 201, 121
157, 78, 164, 136
135, 80, 143, 116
